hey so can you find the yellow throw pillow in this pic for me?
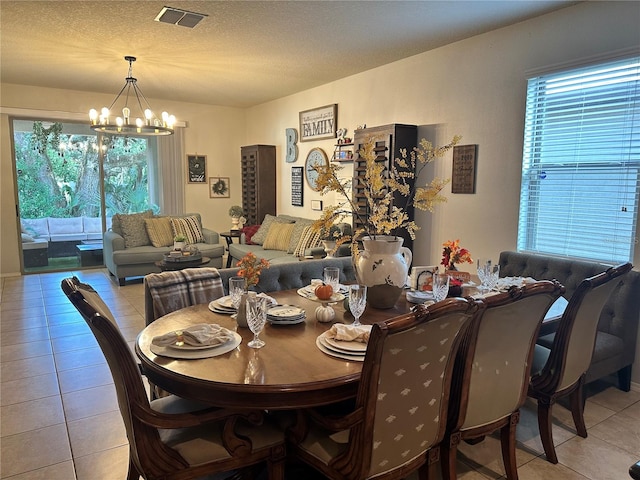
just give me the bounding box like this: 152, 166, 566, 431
145, 217, 174, 248
262, 222, 295, 251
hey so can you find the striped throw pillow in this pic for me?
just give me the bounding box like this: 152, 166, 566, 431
170, 216, 204, 244
293, 225, 322, 257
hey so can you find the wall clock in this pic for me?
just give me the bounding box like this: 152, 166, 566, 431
305, 147, 328, 191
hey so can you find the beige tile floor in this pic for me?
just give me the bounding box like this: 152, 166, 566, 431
1, 268, 639, 479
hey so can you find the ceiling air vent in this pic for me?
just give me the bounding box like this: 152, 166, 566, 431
155, 6, 207, 28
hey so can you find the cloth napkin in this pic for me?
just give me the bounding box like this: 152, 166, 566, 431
257, 293, 277, 305
152, 323, 234, 347
326, 324, 372, 343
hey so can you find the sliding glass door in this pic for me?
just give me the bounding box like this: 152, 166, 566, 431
13, 119, 159, 273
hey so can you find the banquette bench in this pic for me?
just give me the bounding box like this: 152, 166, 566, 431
499, 250, 640, 391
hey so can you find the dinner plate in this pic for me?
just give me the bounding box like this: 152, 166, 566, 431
208, 301, 236, 314
150, 332, 242, 359
267, 316, 306, 325
316, 334, 365, 362
216, 295, 235, 308
267, 305, 305, 318
297, 288, 346, 303
406, 290, 434, 303
320, 331, 368, 353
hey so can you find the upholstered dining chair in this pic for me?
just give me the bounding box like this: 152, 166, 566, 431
144, 267, 225, 326
442, 280, 565, 480
528, 262, 633, 464
62, 276, 286, 480
288, 297, 485, 480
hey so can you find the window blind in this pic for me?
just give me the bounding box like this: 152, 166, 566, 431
518, 56, 640, 264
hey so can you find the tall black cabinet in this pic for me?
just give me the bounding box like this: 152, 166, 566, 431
241, 145, 276, 226
352, 124, 418, 250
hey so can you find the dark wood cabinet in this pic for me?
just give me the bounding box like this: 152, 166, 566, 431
241, 145, 276, 226
352, 124, 417, 250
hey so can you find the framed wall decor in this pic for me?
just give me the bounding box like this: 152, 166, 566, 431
187, 154, 207, 183
291, 166, 303, 206
299, 104, 337, 142
451, 144, 478, 194
209, 177, 230, 198
311, 200, 323, 211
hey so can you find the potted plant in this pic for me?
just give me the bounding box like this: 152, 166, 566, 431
173, 234, 187, 251
229, 205, 244, 231
320, 224, 341, 257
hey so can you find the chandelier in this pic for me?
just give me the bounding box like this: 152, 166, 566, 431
89, 56, 175, 136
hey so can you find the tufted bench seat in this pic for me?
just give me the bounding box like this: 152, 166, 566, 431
499, 250, 640, 391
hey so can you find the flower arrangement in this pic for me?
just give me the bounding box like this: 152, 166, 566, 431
236, 252, 270, 288
311, 135, 461, 256
441, 239, 473, 270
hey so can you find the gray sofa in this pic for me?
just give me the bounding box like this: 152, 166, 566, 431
499, 250, 640, 391
144, 257, 356, 325
228, 214, 351, 265
104, 212, 224, 286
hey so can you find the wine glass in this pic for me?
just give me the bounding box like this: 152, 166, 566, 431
229, 276, 245, 312
432, 273, 450, 302
323, 267, 340, 296
246, 296, 267, 348
348, 284, 367, 327
486, 264, 501, 291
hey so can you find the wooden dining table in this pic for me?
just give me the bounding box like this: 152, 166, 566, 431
136, 288, 414, 410
136, 282, 567, 410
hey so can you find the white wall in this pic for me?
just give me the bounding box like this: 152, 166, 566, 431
244, 1, 640, 268
242, 2, 640, 385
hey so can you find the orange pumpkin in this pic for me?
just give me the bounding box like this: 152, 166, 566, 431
315, 283, 334, 300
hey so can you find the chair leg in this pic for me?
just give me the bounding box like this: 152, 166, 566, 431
267, 458, 285, 480
618, 365, 632, 392
569, 381, 588, 438
440, 433, 459, 480
537, 399, 558, 464
500, 412, 519, 480
126, 458, 140, 480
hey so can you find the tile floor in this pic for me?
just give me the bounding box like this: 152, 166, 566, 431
1, 268, 639, 480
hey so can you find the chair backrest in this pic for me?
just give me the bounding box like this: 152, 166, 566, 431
536, 262, 633, 392
456, 280, 565, 431
336, 297, 484, 479
144, 267, 225, 325
61, 277, 185, 475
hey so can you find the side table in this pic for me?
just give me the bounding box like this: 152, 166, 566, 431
220, 230, 242, 267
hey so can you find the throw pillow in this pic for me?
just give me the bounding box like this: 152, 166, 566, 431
251, 214, 293, 245
241, 225, 261, 245
170, 215, 205, 244
293, 225, 322, 257
263, 222, 296, 251
287, 219, 315, 254
119, 210, 153, 248
145, 217, 174, 248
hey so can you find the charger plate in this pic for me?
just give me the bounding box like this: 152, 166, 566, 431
316, 331, 366, 361
150, 332, 241, 359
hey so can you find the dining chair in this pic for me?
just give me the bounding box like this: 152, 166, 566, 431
144, 267, 225, 326
62, 276, 286, 480
442, 280, 565, 480
288, 297, 485, 480
528, 262, 633, 464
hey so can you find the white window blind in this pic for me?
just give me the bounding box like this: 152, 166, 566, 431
518, 56, 640, 264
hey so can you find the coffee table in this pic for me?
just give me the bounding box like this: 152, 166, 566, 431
75, 243, 104, 267
154, 256, 211, 271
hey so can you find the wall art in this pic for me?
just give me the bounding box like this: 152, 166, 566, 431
299, 104, 337, 142
291, 167, 303, 206
451, 144, 477, 194
187, 154, 207, 183
209, 177, 230, 198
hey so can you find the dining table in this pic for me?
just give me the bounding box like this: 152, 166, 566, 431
135, 280, 568, 410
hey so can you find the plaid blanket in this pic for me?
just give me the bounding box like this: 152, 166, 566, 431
145, 267, 224, 321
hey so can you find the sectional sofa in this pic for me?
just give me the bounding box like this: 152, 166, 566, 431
499, 250, 640, 391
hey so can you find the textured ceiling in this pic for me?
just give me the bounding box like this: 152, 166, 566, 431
1, 1, 577, 108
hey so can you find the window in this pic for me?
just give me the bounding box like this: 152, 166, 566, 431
518, 56, 640, 264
